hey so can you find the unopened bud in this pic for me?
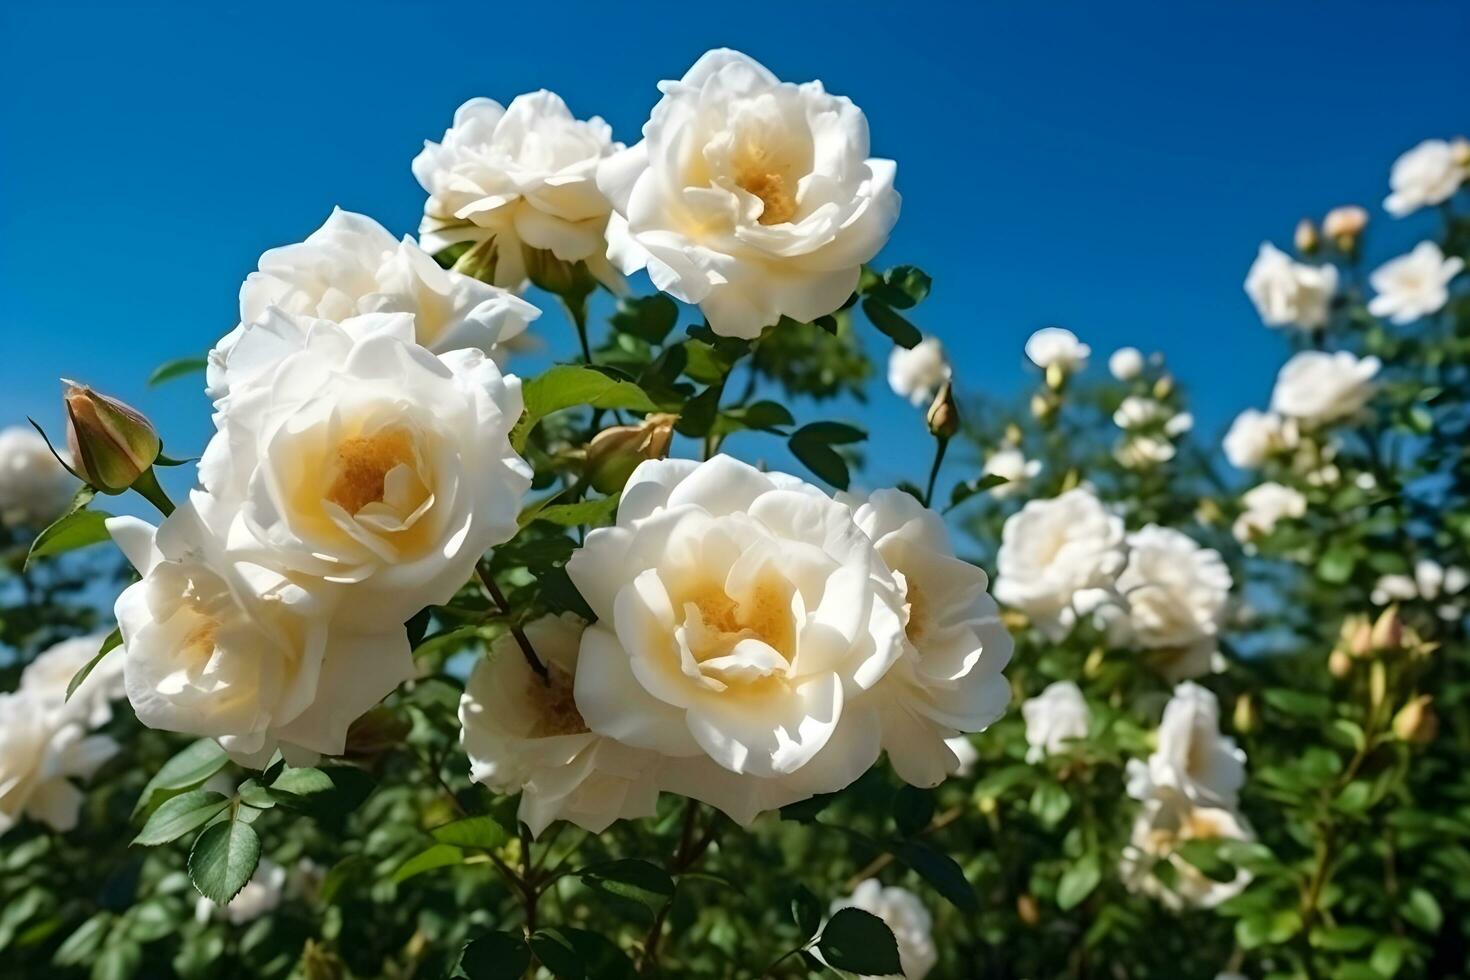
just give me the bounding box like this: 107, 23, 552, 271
1151, 374, 1175, 401
301, 940, 347, 980
1340, 614, 1374, 659
1004, 423, 1023, 446
1451, 137, 1470, 169
522, 243, 595, 299
1328, 648, 1353, 679
1030, 391, 1057, 423
926, 381, 960, 440
1233, 694, 1257, 734
1017, 893, 1040, 926
1295, 218, 1320, 255
1392, 694, 1438, 745
586, 413, 677, 493
1322, 206, 1368, 252
62, 381, 160, 493
1083, 648, 1106, 679
1371, 605, 1403, 653
1369, 659, 1387, 712
1044, 363, 1067, 391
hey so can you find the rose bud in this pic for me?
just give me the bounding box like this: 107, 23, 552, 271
62, 381, 160, 493
1294, 218, 1320, 255
1370, 605, 1403, 653
1322, 205, 1368, 251
1393, 695, 1438, 745
926, 380, 960, 440
586, 413, 677, 494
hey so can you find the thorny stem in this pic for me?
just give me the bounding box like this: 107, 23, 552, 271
474, 561, 549, 683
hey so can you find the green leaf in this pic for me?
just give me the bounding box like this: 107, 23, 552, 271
133, 739, 230, 818
578, 859, 675, 912
512, 365, 659, 451
792, 421, 865, 445
431, 815, 508, 851
861, 297, 922, 348
1309, 925, 1377, 952
609, 295, 678, 345
91, 939, 142, 980
878, 266, 933, 308
790, 884, 824, 938
788, 423, 866, 490
713, 400, 795, 436
391, 843, 465, 884
188, 819, 262, 905
818, 907, 903, 976
148, 357, 208, 386
26, 509, 114, 568
896, 840, 978, 912
1263, 688, 1333, 721
1057, 854, 1102, 910
950, 473, 1011, 508
779, 792, 837, 823
1029, 782, 1072, 827
529, 495, 621, 529
65, 628, 122, 703
454, 932, 532, 980
53, 912, 113, 967
133, 790, 230, 846
674, 383, 723, 438
893, 785, 935, 838
1402, 887, 1442, 933
268, 766, 336, 800
528, 929, 585, 980
1317, 543, 1359, 584
318, 855, 371, 905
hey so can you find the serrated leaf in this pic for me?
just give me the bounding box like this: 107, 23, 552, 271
65, 628, 122, 703
431, 815, 508, 851
1057, 854, 1102, 910
133, 739, 229, 818
133, 790, 230, 846
26, 509, 114, 568
818, 907, 903, 976
512, 366, 658, 451
188, 819, 261, 906
391, 843, 465, 884
147, 357, 208, 386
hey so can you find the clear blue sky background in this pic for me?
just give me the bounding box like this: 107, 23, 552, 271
2, 1, 1467, 501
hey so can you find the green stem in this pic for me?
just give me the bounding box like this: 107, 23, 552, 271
131, 467, 175, 517
922, 437, 950, 508
560, 292, 594, 365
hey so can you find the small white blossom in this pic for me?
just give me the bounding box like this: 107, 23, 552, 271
1270, 350, 1379, 426
982, 448, 1040, 499
1025, 327, 1089, 372
887, 338, 951, 406
1223, 409, 1298, 470
1232, 482, 1307, 544
1244, 243, 1337, 330
1111, 527, 1232, 681
19, 634, 123, 730
195, 859, 288, 926
829, 880, 937, 979
1368, 242, 1464, 325
0, 692, 118, 836
1021, 681, 1092, 763
1126, 681, 1246, 809
1120, 789, 1253, 910
1109, 347, 1145, 381
1384, 139, 1468, 217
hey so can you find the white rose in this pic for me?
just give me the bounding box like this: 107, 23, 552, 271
1232, 482, 1307, 544
1127, 681, 1245, 809
1322, 205, 1368, 241
460, 614, 660, 837
0, 692, 118, 836
828, 880, 937, 979
564, 455, 905, 825
1243, 243, 1338, 330
1021, 680, 1092, 763
20, 633, 123, 730
413, 91, 622, 289
1024, 327, 1089, 372
887, 338, 950, 406
1112, 526, 1231, 681
1384, 138, 1468, 217
1416, 559, 1469, 600
845, 489, 1013, 787
210, 208, 538, 400
108, 502, 412, 766
1115, 434, 1177, 469
1120, 789, 1253, 910
982, 448, 1040, 499
1270, 350, 1379, 426
993, 488, 1126, 641
1222, 409, 1297, 470
200, 310, 531, 629
1367, 241, 1464, 325
0, 425, 76, 528
196, 859, 287, 925
1108, 347, 1145, 381
598, 49, 900, 339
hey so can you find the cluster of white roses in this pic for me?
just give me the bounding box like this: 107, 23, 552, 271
1371, 559, 1469, 623
462, 463, 1014, 833
0, 426, 76, 529
1121, 682, 1253, 909
994, 486, 1232, 681
0, 635, 124, 836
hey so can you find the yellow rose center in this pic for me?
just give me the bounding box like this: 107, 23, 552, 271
326, 430, 417, 515
529, 665, 589, 738
736, 169, 798, 225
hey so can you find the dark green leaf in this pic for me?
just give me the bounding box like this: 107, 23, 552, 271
610, 295, 678, 345
674, 383, 723, 438
862, 297, 922, 349
390, 844, 465, 884
579, 859, 675, 912
188, 819, 261, 905
1316, 543, 1358, 584
454, 931, 532, 980
133, 790, 230, 846
896, 840, 978, 912
431, 815, 508, 851
1402, 887, 1442, 933
530, 495, 621, 529
91, 939, 142, 980
893, 785, 935, 837
790, 884, 824, 938
789, 435, 850, 490
26, 509, 114, 568
148, 357, 208, 386
818, 907, 903, 976
1057, 854, 1102, 910
133, 740, 230, 818
529, 929, 585, 980
779, 793, 838, 823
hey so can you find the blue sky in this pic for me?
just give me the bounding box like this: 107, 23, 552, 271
2, 1, 1467, 500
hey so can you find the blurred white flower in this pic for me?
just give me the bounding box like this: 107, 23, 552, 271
0, 692, 117, 836
1232, 482, 1307, 544
1120, 789, 1253, 910
1111, 527, 1232, 681
1371, 561, 1469, 607
195, 859, 287, 925
413, 91, 622, 289
994, 488, 1126, 641
200, 310, 531, 630
108, 503, 412, 767
460, 614, 660, 837
1322, 205, 1368, 242
599, 49, 899, 339
1367, 242, 1464, 325
1025, 327, 1089, 372
564, 456, 906, 825
0, 425, 75, 528
214, 209, 538, 396
1127, 681, 1245, 809
1115, 435, 1176, 469
982, 448, 1040, 499
887, 338, 951, 406
1270, 350, 1379, 426
1222, 409, 1297, 469
1109, 347, 1144, 381
19, 633, 123, 730
1384, 138, 1468, 217
829, 879, 937, 979
1021, 680, 1091, 763
1370, 573, 1417, 606
845, 489, 1013, 786
1243, 243, 1337, 330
